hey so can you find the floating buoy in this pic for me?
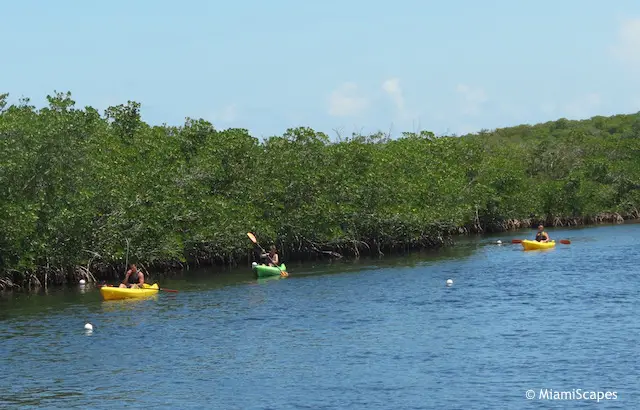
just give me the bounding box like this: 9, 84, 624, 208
84, 323, 93, 331
79, 279, 86, 285
496, 240, 502, 245
251, 262, 258, 268
446, 279, 453, 286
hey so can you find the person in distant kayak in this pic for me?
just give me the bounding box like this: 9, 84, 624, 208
119, 263, 145, 288
535, 225, 550, 242
261, 245, 280, 267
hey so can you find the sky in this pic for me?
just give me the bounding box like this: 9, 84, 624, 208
2, 0, 640, 139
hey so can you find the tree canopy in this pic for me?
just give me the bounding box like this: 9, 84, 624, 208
1, 91, 639, 288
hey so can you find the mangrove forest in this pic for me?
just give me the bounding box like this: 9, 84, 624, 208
1, 91, 639, 289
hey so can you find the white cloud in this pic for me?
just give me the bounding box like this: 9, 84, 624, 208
328, 82, 369, 117
611, 17, 640, 68
381, 77, 405, 113
563, 93, 601, 119
456, 83, 487, 116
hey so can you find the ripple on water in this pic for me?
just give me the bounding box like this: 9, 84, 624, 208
1, 224, 639, 408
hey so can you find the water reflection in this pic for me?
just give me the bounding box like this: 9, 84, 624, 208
521, 248, 556, 256
100, 297, 157, 312
256, 276, 284, 285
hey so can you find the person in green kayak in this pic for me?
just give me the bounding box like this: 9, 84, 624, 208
261, 245, 280, 267
535, 225, 550, 242
119, 263, 145, 288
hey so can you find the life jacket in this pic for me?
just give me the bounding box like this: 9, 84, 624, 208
126, 270, 140, 284
535, 231, 547, 242
267, 252, 283, 266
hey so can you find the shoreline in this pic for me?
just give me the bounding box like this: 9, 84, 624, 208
2, 213, 636, 292
2, 94, 640, 292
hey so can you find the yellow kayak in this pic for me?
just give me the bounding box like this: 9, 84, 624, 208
521, 240, 556, 251
100, 283, 159, 301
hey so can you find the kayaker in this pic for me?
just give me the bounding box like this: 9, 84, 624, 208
535, 225, 550, 242
119, 263, 145, 288
261, 245, 280, 267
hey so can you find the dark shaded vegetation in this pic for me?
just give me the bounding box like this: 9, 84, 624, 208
1, 91, 639, 289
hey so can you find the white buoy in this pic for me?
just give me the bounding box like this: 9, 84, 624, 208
251, 262, 258, 268
446, 279, 453, 286
79, 279, 86, 285
496, 240, 502, 245
84, 323, 93, 331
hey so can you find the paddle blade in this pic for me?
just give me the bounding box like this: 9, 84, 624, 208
559, 239, 571, 244
247, 232, 258, 244
280, 271, 289, 278
511, 239, 523, 243
160, 288, 179, 292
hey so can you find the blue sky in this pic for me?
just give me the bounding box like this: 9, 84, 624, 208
2, 0, 640, 139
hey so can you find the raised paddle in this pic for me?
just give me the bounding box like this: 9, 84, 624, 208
97, 283, 179, 293
511, 239, 571, 244
124, 238, 130, 280
247, 232, 288, 277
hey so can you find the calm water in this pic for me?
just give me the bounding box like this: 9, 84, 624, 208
1, 224, 639, 409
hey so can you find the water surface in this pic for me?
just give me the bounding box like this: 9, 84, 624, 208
1, 224, 638, 408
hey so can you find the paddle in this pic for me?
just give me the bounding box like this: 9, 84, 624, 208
124, 238, 130, 280
97, 283, 179, 293
247, 232, 289, 277
511, 239, 571, 244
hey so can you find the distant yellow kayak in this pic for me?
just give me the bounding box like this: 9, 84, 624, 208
100, 283, 159, 301
521, 240, 556, 251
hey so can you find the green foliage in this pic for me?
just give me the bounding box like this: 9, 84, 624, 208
1, 91, 639, 282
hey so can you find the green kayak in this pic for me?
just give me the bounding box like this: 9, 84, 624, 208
252, 263, 288, 278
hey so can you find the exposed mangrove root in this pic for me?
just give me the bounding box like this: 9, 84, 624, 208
0, 276, 16, 291
76, 266, 97, 283
372, 239, 384, 256
1, 212, 637, 291
303, 238, 344, 259
25, 273, 41, 289
464, 212, 634, 234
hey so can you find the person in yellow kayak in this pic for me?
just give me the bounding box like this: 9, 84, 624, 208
535, 225, 551, 242
260, 245, 280, 267
119, 263, 145, 288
